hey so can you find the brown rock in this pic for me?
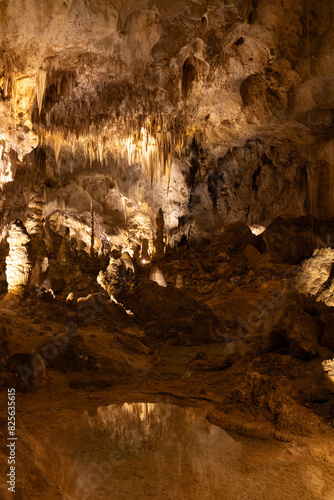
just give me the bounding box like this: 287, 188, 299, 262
262, 301, 319, 360
220, 221, 255, 253
243, 244, 262, 264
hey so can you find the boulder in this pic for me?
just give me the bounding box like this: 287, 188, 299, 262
220, 220, 255, 253
243, 244, 263, 264
261, 301, 319, 360
255, 216, 334, 264
118, 276, 223, 345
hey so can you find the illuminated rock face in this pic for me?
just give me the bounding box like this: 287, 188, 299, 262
296, 248, 334, 307
5, 220, 31, 296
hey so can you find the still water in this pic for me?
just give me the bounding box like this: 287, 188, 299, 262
52, 403, 332, 500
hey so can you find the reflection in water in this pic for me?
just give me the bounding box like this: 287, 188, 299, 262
53, 403, 330, 500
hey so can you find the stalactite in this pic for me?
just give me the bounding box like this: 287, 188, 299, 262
122, 197, 128, 222
98, 140, 104, 164
34, 87, 189, 192
89, 143, 94, 167
36, 70, 47, 115
11, 72, 17, 123
54, 134, 61, 162
166, 152, 171, 194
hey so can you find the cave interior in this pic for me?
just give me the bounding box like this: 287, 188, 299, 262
1, 0, 334, 499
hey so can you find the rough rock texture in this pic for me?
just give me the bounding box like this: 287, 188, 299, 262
1, 4, 334, 499
296, 247, 334, 306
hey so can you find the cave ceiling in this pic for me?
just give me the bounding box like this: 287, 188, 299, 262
0, 0, 333, 249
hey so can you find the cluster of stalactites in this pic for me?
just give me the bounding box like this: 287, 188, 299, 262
37, 117, 185, 193
1, 52, 18, 100
36, 68, 77, 115
31, 66, 189, 192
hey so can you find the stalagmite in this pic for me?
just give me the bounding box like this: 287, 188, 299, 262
90, 199, 95, 258
5, 220, 31, 297
141, 239, 149, 260
175, 274, 183, 289
26, 175, 46, 240
149, 231, 154, 256
149, 266, 167, 287
155, 208, 165, 259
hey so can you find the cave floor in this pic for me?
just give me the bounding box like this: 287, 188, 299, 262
1, 248, 334, 499
1, 336, 334, 500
